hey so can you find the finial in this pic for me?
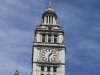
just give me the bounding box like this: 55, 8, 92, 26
14, 70, 19, 75
46, 0, 54, 11
48, 0, 52, 8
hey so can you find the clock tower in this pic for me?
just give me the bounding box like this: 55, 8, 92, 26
32, 2, 66, 75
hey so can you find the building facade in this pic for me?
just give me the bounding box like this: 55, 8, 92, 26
32, 2, 66, 75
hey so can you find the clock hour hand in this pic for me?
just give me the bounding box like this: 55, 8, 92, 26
49, 53, 52, 56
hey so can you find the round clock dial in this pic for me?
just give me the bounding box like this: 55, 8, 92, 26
42, 49, 56, 62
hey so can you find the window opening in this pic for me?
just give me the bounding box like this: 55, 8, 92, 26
46, 16, 48, 23
47, 66, 51, 72
41, 66, 44, 71
48, 27, 51, 31
49, 16, 50, 23
54, 35, 57, 43
42, 34, 46, 42
48, 34, 51, 43
53, 66, 57, 72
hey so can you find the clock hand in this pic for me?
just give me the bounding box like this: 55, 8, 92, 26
48, 53, 52, 62
48, 55, 50, 62
49, 53, 52, 56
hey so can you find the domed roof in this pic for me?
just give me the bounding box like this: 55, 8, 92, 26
42, 1, 57, 19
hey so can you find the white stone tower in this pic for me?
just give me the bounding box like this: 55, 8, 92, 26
32, 1, 66, 75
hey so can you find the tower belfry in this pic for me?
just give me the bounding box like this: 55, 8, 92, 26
32, 1, 66, 75
41, 1, 57, 25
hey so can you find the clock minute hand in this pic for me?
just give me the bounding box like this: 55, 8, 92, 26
48, 55, 50, 62
48, 53, 52, 62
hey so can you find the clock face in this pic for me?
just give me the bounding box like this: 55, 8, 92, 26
42, 49, 56, 62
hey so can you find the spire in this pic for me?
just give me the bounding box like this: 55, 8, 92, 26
48, 0, 52, 8
46, 0, 54, 11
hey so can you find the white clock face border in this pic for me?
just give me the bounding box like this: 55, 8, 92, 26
42, 49, 56, 62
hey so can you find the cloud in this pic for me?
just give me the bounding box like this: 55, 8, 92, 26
0, 0, 100, 75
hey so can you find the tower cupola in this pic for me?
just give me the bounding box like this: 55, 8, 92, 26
41, 1, 57, 25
